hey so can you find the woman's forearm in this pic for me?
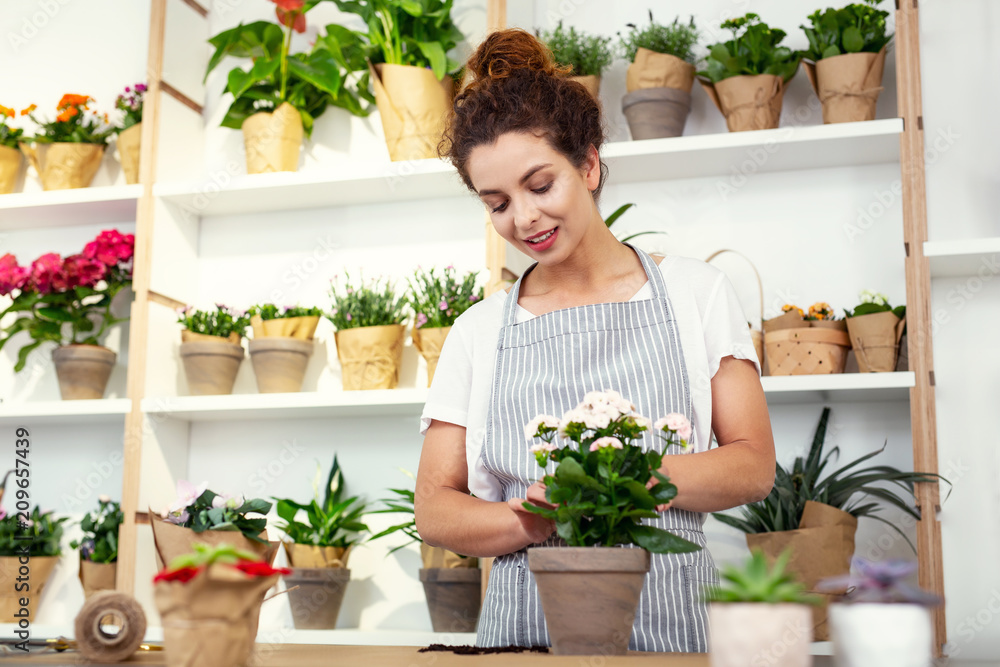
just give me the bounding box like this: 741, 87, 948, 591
662, 441, 775, 513
414, 487, 534, 558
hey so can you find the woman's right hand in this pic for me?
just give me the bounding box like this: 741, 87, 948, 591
507, 480, 556, 545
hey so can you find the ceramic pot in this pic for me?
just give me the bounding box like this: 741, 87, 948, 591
248, 337, 313, 393
52, 344, 116, 400
179, 338, 244, 396
420, 567, 481, 633
709, 603, 813, 667
829, 603, 932, 667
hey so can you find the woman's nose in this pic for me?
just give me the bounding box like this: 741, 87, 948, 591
512, 198, 540, 229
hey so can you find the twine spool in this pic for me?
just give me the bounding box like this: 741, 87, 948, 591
74, 591, 147, 662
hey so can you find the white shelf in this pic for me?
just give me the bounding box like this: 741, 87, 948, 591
0, 185, 142, 229
153, 120, 903, 218
141, 389, 429, 422
0, 398, 131, 425
924, 238, 1000, 278
761, 372, 914, 404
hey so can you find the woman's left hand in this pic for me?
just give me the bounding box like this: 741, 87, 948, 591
647, 464, 673, 513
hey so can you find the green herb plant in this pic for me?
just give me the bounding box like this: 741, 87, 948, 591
176, 304, 250, 339
538, 22, 614, 77
698, 13, 801, 84
843, 289, 905, 320
70, 497, 123, 564
801, 1, 892, 61
619, 12, 699, 63
0, 505, 68, 558
705, 548, 821, 604
408, 266, 481, 329
327, 273, 407, 330
274, 456, 370, 549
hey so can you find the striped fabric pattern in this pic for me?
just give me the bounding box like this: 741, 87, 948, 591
477, 246, 718, 652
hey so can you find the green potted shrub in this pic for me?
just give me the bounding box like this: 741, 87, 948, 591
801, 1, 893, 124
246, 304, 323, 393
712, 407, 946, 640
843, 289, 906, 372
407, 266, 482, 386
706, 548, 820, 667
70, 495, 124, 598
618, 12, 699, 139
176, 304, 250, 396
20, 94, 115, 190
113, 83, 146, 184
0, 489, 68, 622
537, 21, 613, 99
204, 0, 373, 173
328, 273, 408, 390
0, 104, 26, 193
273, 456, 370, 629
698, 13, 801, 132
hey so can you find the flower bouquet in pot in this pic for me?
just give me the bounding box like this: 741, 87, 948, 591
618, 12, 699, 139
763, 302, 850, 375
801, 1, 893, 124
70, 495, 123, 598
820, 558, 939, 667
698, 13, 801, 132
328, 273, 407, 390
20, 95, 115, 190
114, 83, 146, 184
408, 266, 481, 387
538, 21, 613, 99
0, 229, 133, 399
371, 471, 481, 632
204, 0, 374, 174
843, 290, 906, 372
152, 480, 278, 571
706, 548, 820, 667
154, 543, 289, 667
273, 455, 369, 629
176, 304, 250, 395
246, 303, 322, 393
522, 390, 701, 655
0, 105, 27, 193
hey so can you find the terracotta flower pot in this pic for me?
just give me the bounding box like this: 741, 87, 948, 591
0, 144, 24, 194
700, 72, 791, 132
117, 122, 142, 184
709, 603, 813, 667
241, 102, 303, 174
248, 337, 314, 393
622, 87, 692, 140
283, 567, 351, 630
412, 325, 451, 387
420, 567, 481, 633
828, 603, 932, 667
334, 324, 406, 390
528, 546, 650, 655
179, 336, 244, 396
568, 75, 600, 98
52, 344, 116, 400
846, 310, 906, 373
79, 559, 117, 598
20, 141, 104, 190
0, 556, 59, 622
370, 62, 455, 162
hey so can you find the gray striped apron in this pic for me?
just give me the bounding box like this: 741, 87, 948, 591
476, 245, 718, 652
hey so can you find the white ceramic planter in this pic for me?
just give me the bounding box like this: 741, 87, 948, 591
829, 603, 932, 667
709, 603, 813, 667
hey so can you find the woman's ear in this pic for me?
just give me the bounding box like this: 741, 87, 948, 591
583, 144, 601, 192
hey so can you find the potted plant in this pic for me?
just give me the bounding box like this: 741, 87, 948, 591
114, 83, 146, 184
70, 495, 123, 598
176, 304, 250, 395
537, 21, 613, 99
820, 558, 940, 667
328, 274, 408, 390
0, 104, 26, 194
152, 480, 277, 571
0, 229, 133, 399
19, 94, 114, 189
273, 456, 369, 629
618, 13, 699, 139
204, 0, 373, 174
706, 548, 820, 667
763, 302, 851, 375
801, 1, 893, 124
712, 407, 946, 640
843, 290, 906, 373
154, 543, 289, 667
698, 13, 801, 132
408, 266, 482, 386
521, 390, 701, 655
327, 0, 464, 161
0, 482, 68, 622
371, 472, 481, 632
246, 304, 321, 393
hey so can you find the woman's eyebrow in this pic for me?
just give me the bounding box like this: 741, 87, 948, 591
478, 163, 553, 197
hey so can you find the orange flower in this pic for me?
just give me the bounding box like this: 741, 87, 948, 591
20, 104, 36, 116
0, 105, 13, 118
781, 304, 804, 318
808, 302, 833, 320
57, 94, 91, 109
56, 106, 80, 123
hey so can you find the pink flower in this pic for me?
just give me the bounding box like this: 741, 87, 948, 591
438, 300, 448, 311
345, 313, 352, 321
589, 436, 623, 452
0, 254, 30, 296
529, 443, 558, 454
415, 312, 428, 328
655, 413, 692, 440
524, 414, 561, 440
29, 253, 65, 294
162, 479, 207, 523
64, 254, 107, 288
83, 229, 134, 266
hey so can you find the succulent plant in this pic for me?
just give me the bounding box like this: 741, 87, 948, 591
705, 548, 821, 604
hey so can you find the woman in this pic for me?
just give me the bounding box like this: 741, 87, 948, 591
415, 29, 774, 652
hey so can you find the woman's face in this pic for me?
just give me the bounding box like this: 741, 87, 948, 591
466, 131, 600, 266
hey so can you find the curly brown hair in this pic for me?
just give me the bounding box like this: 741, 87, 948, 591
439, 28, 608, 198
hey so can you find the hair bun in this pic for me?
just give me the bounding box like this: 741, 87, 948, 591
467, 28, 569, 83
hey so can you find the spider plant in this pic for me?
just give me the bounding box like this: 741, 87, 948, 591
273, 455, 370, 549
368, 478, 420, 556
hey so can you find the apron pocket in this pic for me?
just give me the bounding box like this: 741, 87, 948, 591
682, 564, 720, 652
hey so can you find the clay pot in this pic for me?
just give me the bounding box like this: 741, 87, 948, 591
420, 567, 481, 633
248, 337, 314, 393
241, 102, 303, 174
179, 337, 244, 396
0, 556, 58, 622
0, 144, 23, 194
709, 603, 813, 667
117, 122, 142, 184
20, 142, 104, 190
528, 546, 649, 655
52, 344, 116, 400
283, 567, 351, 629
622, 87, 692, 140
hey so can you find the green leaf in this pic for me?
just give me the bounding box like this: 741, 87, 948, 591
416, 41, 447, 80
709, 43, 731, 64
623, 480, 656, 510
627, 524, 701, 554
288, 52, 343, 97
36, 307, 75, 322
842, 26, 864, 53
822, 44, 842, 59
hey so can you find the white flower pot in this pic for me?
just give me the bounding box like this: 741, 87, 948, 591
829, 603, 932, 667
709, 603, 813, 667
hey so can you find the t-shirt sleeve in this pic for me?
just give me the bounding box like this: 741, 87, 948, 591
700, 271, 762, 379
419, 320, 474, 435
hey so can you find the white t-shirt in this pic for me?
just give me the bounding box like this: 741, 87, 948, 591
419, 255, 761, 502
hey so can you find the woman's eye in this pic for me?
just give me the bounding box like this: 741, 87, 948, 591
490, 201, 508, 213
532, 183, 552, 194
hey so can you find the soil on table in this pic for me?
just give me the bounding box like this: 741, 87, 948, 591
419, 644, 550, 655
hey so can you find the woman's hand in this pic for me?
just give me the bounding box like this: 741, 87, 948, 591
507, 480, 556, 544
647, 463, 673, 513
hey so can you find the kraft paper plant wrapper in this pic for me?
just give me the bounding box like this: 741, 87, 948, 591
700, 72, 789, 132
421, 543, 478, 569
412, 325, 451, 387
846, 310, 905, 372
334, 324, 405, 390
0, 145, 23, 193
150, 513, 278, 571
283, 542, 351, 569
20, 142, 104, 190
252, 315, 319, 340
370, 62, 454, 162
241, 102, 302, 174
79, 560, 117, 599
0, 556, 57, 622
117, 122, 142, 184
181, 330, 242, 344
803, 46, 887, 124
626, 48, 695, 93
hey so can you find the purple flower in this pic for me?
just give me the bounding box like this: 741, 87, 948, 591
346, 313, 352, 321
469, 294, 479, 302
438, 300, 448, 311
415, 313, 428, 328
